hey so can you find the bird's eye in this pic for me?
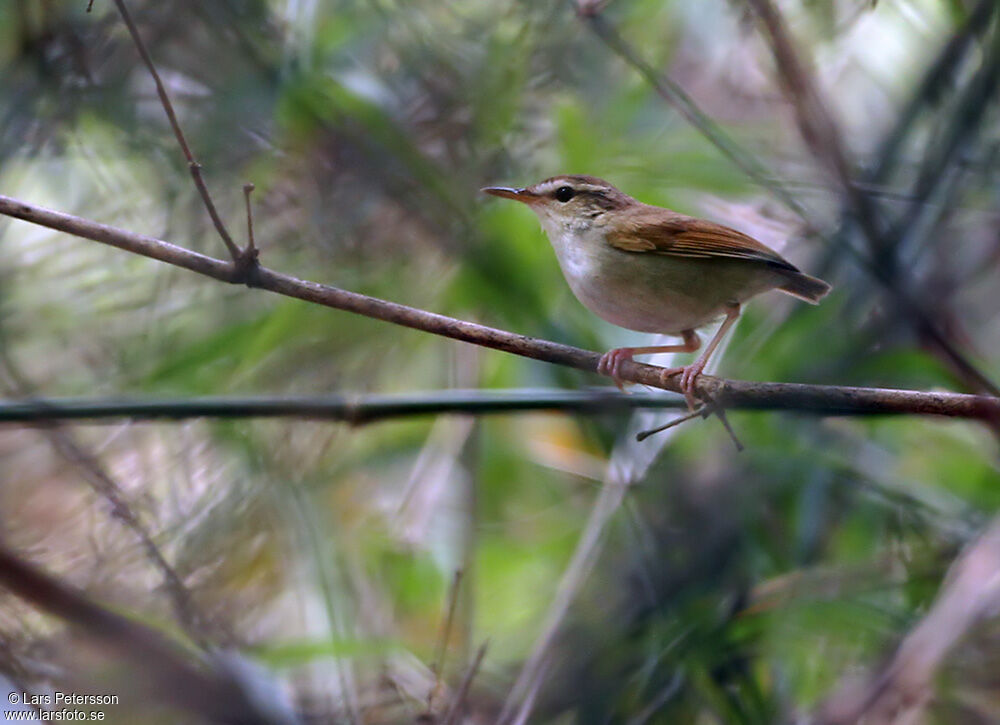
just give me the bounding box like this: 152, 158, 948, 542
554, 186, 575, 202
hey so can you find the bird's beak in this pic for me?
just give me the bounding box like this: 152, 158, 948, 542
481, 186, 540, 205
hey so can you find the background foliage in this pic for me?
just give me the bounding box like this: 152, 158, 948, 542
1, 0, 999, 722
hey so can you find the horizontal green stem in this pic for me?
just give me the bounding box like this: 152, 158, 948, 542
0, 387, 996, 425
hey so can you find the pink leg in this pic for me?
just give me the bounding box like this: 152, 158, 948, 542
674, 304, 741, 410
597, 330, 700, 391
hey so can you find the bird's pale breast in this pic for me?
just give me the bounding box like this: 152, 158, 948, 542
546, 225, 784, 334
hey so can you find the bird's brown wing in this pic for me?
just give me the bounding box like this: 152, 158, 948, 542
606, 209, 799, 272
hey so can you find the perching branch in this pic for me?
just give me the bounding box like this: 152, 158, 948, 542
1, 193, 998, 425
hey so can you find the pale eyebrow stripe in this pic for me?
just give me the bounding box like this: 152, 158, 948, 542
537, 181, 600, 194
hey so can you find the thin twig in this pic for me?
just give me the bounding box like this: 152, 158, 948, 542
0, 353, 213, 648
243, 182, 257, 256
713, 407, 744, 452
429, 570, 464, 712
0, 392, 688, 423
636, 405, 709, 441
108, 0, 244, 263
45, 431, 212, 641
443, 640, 489, 725
1, 194, 999, 424
637, 403, 744, 451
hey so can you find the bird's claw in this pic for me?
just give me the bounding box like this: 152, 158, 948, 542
600, 350, 707, 407
597, 348, 633, 392
659, 364, 705, 411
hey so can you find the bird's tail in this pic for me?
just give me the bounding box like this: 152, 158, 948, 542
778, 271, 832, 304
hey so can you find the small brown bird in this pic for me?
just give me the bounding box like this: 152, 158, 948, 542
483, 175, 831, 407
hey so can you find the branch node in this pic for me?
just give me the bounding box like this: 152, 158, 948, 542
230, 247, 261, 288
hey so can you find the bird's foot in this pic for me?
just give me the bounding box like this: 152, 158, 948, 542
659, 363, 707, 411
600, 349, 707, 406
597, 348, 636, 392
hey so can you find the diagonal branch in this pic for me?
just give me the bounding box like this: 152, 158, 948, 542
0, 544, 274, 724
37, 429, 210, 641
109, 0, 246, 265
815, 516, 1000, 724
742, 0, 868, 201
893, 16, 1000, 236
578, 10, 808, 219
868, 0, 996, 186
0, 351, 213, 647
741, 0, 1000, 400
0, 193, 998, 425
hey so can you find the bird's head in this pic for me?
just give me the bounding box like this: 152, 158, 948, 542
482, 175, 635, 235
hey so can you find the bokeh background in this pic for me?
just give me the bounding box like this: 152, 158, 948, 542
1, 0, 999, 722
